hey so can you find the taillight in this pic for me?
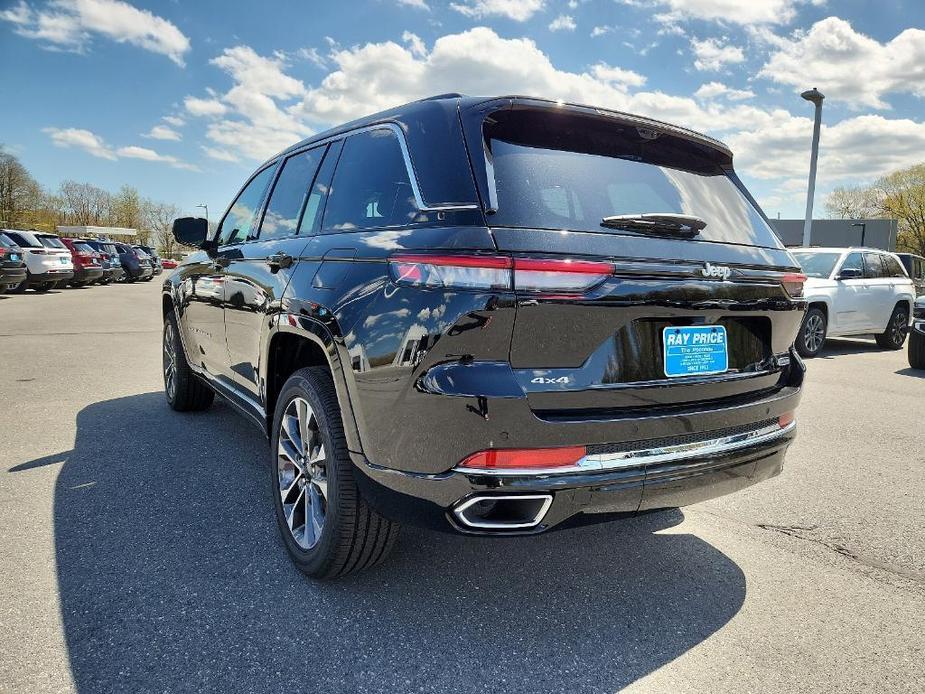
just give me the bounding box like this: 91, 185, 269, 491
781, 272, 806, 298
0, 246, 6, 258
778, 412, 795, 428
390, 254, 511, 290
458, 446, 587, 471
389, 254, 614, 293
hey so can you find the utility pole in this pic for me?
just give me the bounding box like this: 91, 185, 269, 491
851, 222, 866, 247
801, 88, 825, 247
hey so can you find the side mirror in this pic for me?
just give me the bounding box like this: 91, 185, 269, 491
171, 217, 210, 249
837, 267, 863, 280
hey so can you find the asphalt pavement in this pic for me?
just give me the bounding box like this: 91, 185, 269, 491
0, 279, 923, 693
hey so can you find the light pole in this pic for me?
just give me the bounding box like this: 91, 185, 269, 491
851, 222, 866, 247
801, 88, 825, 247
195, 203, 209, 223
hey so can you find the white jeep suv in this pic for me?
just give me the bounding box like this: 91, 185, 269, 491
790, 247, 914, 357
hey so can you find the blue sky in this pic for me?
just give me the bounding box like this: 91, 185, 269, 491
3, 0, 925, 223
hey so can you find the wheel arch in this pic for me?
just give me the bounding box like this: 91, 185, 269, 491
263, 316, 364, 453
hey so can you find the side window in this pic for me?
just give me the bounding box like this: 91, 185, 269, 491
322, 129, 418, 231
882, 254, 905, 278
841, 252, 863, 276
259, 147, 325, 240
863, 252, 885, 278
218, 165, 276, 246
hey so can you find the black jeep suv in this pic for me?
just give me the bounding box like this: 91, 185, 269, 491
163, 95, 807, 578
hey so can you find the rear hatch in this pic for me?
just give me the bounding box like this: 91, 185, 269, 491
463, 100, 804, 418
36, 235, 73, 269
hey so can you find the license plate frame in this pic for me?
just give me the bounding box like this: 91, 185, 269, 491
662, 325, 729, 378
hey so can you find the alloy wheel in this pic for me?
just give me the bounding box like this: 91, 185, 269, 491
890, 310, 907, 346
163, 322, 177, 400
277, 396, 328, 550
804, 313, 825, 353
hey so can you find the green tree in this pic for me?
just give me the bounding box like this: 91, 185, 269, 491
876, 164, 925, 256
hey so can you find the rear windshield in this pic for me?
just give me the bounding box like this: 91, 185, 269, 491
38, 235, 66, 249
484, 110, 782, 248
0, 233, 16, 248
73, 242, 95, 254
792, 251, 841, 278
134, 248, 149, 257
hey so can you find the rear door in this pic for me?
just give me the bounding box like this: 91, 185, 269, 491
465, 102, 804, 415
222, 144, 329, 399
832, 252, 868, 333
861, 252, 893, 331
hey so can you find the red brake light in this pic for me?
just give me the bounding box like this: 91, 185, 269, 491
458, 446, 588, 471
0, 246, 6, 258
778, 412, 795, 428
781, 272, 806, 298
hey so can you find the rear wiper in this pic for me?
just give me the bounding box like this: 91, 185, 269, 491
601, 213, 707, 238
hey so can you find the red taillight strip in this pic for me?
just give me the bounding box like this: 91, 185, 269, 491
459, 446, 587, 470
513, 258, 614, 274
390, 254, 512, 269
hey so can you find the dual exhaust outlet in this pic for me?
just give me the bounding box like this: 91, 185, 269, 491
451, 494, 553, 531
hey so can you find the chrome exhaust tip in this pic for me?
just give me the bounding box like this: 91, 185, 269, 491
452, 494, 553, 530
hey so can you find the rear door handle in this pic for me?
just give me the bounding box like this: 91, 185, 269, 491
267, 252, 294, 273
211, 256, 230, 270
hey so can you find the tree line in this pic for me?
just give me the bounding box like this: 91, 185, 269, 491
0, 146, 184, 257
824, 164, 925, 256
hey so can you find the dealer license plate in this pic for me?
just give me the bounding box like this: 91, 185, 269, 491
663, 325, 728, 378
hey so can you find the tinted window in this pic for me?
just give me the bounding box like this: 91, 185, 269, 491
841, 252, 864, 276
484, 112, 783, 248
0, 233, 15, 248
882, 254, 906, 278
38, 235, 66, 248
863, 252, 885, 278
260, 147, 325, 240
3, 231, 39, 247
792, 251, 840, 278
73, 242, 95, 254
323, 129, 418, 231
134, 247, 149, 258
218, 165, 276, 245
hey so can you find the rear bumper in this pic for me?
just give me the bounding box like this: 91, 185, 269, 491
1, 267, 27, 285
352, 378, 802, 534
73, 267, 103, 282
28, 269, 74, 284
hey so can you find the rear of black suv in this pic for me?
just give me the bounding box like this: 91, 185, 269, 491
351, 99, 805, 533
163, 95, 805, 577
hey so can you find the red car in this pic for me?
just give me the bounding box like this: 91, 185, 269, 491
61, 237, 104, 287
161, 258, 178, 269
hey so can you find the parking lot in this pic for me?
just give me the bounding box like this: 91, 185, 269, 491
0, 280, 923, 693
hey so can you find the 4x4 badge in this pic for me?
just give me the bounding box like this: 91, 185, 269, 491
701, 262, 732, 280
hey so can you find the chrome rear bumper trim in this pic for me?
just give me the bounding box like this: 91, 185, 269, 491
455, 421, 796, 477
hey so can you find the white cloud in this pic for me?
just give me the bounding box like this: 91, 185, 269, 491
450, 0, 545, 22
184, 95, 228, 117
202, 146, 240, 163
548, 15, 576, 32
44, 126, 197, 169
1, 0, 190, 65
44, 126, 116, 159
162, 115, 185, 127
294, 46, 328, 69
145, 124, 181, 141
690, 37, 745, 71
210, 45, 305, 100
402, 31, 427, 57
396, 0, 430, 9
694, 81, 755, 101
591, 63, 647, 89
623, 0, 798, 26
759, 17, 925, 109
591, 25, 612, 37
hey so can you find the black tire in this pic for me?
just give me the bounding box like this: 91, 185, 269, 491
875, 304, 908, 350
10, 277, 27, 294
271, 366, 399, 579
163, 312, 214, 411
795, 306, 827, 358
909, 330, 925, 369
70, 281, 86, 288
33, 282, 52, 292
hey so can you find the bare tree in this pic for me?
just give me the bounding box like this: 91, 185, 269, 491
824, 184, 880, 220
0, 148, 42, 228
143, 199, 181, 257
58, 180, 112, 226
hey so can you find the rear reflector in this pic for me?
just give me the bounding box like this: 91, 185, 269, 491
778, 412, 795, 428
781, 273, 806, 299
458, 446, 587, 470
390, 254, 613, 293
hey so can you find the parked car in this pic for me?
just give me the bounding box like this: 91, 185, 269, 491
161, 258, 178, 270
909, 296, 925, 369
163, 94, 807, 578
131, 246, 156, 281
896, 253, 925, 297
136, 244, 163, 275
60, 238, 104, 287
0, 232, 28, 293
791, 247, 915, 357
113, 242, 153, 282
2, 229, 74, 292
80, 240, 125, 284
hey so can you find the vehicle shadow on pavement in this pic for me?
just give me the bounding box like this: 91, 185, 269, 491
38, 392, 746, 693
817, 337, 883, 357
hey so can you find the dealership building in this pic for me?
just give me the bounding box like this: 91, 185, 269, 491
769, 218, 899, 251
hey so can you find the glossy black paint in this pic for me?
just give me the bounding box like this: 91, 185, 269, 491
164, 94, 805, 534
